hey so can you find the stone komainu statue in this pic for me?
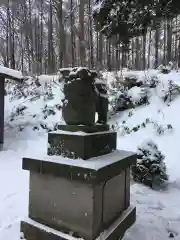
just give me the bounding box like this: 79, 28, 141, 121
62, 68, 108, 125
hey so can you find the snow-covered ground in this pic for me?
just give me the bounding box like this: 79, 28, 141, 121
1, 70, 180, 239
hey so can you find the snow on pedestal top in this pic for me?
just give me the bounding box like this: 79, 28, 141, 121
51, 130, 115, 136
24, 149, 136, 171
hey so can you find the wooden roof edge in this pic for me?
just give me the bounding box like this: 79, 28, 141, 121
0, 73, 24, 83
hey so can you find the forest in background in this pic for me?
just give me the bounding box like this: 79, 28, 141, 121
0, 0, 180, 75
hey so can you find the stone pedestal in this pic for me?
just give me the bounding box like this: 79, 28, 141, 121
21, 126, 136, 240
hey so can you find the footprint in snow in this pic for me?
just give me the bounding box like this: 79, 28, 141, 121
134, 189, 147, 196
147, 201, 165, 211
5, 223, 12, 229
4, 192, 18, 200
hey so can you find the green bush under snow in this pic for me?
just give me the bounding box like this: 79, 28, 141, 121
131, 140, 168, 189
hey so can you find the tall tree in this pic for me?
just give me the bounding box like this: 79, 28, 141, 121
56, 0, 66, 68
47, 0, 55, 73
88, 0, 94, 68
167, 19, 172, 63
79, 0, 85, 66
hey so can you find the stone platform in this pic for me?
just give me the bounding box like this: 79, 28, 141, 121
22, 150, 136, 240
21, 206, 136, 240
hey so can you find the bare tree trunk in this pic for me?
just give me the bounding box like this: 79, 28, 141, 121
135, 37, 140, 69
79, 0, 85, 66
142, 33, 146, 69
131, 38, 135, 68
174, 17, 178, 64
40, 0, 43, 73
115, 44, 120, 71
5, 4, 9, 67
56, 0, 65, 68
96, 32, 98, 68
23, 0, 31, 72
167, 19, 172, 64
154, 23, 160, 68
48, 0, 55, 73
88, 0, 94, 68
106, 40, 111, 71
122, 44, 128, 68
28, 0, 34, 72
70, 0, 75, 66
163, 20, 167, 65
20, 30, 24, 73
8, 0, 15, 69
148, 30, 152, 68
97, 32, 103, 70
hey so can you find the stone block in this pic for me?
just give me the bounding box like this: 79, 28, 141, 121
21, 206, 136, 240
47, 130, 117, 160
22, 150, 136, 240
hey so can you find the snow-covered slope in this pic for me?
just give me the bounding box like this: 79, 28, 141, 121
1, 70, 180, 240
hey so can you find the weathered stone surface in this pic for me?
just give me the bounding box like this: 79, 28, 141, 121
21, 206, 136, 240
62, 100, 96, 125
69, 67, 92, 80
23, 150, 137, 184
61, 67, 109, 125
125, 167, 130, 208
27, 170, 133, 239
23, 151, 135, 240
47, 130, 117, 160
63, 78, 94, 100
62, 68, 97, 125
102, 206, 136, 240
21, 219, 67, 240
29, 172, 97, 239
57, 124, 109, 133
103, 172, 126, 226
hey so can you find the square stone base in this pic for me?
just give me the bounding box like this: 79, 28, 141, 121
21, 206, 136, 240
48, 130, 117, 160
